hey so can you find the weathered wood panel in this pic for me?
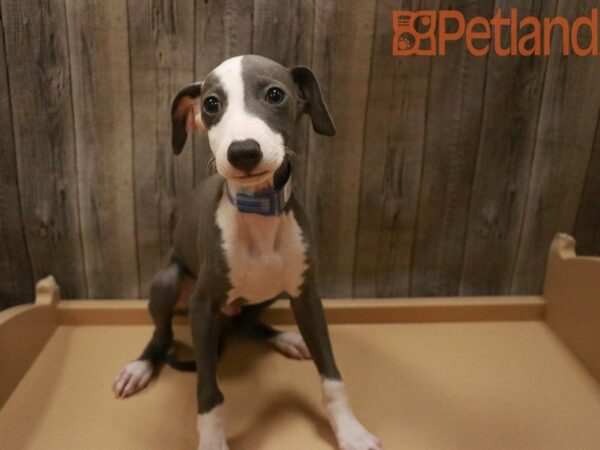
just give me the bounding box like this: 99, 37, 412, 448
0, 6, 34, 308
1, 0, 86, 300
253, 0, 313, 66
306, 0, 376, 297
353, 0, 434, 297
193, 0, 255, 186
66, 0, 139, 298
460, 0, 556, 295
252, 0, 314, 203
410, 0, 495, 296
511, 0, 600, 293
127, 0, 195, 296
0, 1, 600, 305
573, 112, 600, 256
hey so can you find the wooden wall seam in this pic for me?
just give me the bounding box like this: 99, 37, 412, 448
351, 0, 381, 296
61, 0, 89, 299
125, 0, 142, 296
457, 47, 492, 294
407, 0, 438, 298
0, 3, 34, 308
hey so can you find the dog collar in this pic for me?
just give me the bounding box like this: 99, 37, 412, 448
225, 166, 292, 216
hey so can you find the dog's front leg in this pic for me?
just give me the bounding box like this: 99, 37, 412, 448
291, 284, 382, 450
189, 293, 228, 450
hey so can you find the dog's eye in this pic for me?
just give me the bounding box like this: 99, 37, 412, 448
203, 96, 221, 115
265, 87, 285, 105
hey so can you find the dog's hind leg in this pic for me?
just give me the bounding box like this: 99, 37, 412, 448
113, 259, 183, 398
233, 300, 311, 360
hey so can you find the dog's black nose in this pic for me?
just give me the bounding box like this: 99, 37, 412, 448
227, 139, 263, 173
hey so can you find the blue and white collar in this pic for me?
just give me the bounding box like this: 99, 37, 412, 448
225, 166, 292, 216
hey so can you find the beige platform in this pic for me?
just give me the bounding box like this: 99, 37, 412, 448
1, 234, 599, 450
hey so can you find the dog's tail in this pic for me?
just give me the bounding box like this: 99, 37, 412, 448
165, 333, 228, 371
165, 341, 197, 372
166, 354, 197, 372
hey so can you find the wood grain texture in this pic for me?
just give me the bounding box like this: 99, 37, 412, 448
127, 0, 195, 296
460, 0, 556, 295
252, 0, 314, 203
353, 0, 434, 297
306, 0, 376, 297
66, 0, 139, 298
1, 2, 600, 305
411, 0, 495, 296
573, 113, 600, 256
511, 0, 600, 293
193, 0, 255, 187
1, 0, 86, 300
0, 6, 34, 309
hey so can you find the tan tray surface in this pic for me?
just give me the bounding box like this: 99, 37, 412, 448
1, 321, 600, 450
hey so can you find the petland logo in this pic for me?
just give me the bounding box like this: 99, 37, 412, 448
393, 9, 599, 56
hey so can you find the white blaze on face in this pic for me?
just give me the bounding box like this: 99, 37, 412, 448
208, 56, 285, 180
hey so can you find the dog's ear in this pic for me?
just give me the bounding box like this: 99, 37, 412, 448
171, 82, 204, 155
290, 67, 336, 137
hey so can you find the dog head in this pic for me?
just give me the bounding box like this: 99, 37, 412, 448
171, 55, 335, 186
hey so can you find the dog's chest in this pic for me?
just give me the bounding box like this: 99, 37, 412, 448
216, 195, 307, 303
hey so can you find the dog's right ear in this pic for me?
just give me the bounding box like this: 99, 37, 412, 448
290, 67, 335, 137
171, 82, 204, 155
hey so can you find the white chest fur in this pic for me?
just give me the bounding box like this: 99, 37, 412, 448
215, 193, 308, 303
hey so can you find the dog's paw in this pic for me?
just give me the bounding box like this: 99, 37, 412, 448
113, 359, 153, 398
270, 331, 311, 359
198, 406, 229, 450
198, 434, 229, 450
198, 405, 229, 450
335, 417, 382, 450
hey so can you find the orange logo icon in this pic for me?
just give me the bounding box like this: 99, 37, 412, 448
393, 11, 437, 56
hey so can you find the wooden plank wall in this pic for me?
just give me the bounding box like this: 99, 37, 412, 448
1, 0, 599, 308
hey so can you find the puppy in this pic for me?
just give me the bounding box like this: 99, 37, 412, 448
114, 55, 382, 450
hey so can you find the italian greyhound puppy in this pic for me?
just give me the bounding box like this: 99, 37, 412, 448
113, 55, 382, 450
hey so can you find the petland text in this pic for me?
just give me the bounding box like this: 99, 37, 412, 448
393, 9, 599, 56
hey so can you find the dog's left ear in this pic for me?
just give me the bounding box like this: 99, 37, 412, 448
171, 82, 204, 155
291, 67, 336, 136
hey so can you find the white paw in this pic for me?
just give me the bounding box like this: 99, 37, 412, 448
198, 435, 229, 450
335, 416, 382, 450
270, 331, 311, 359
113, 359, 153, 398
198, 406, 229, 450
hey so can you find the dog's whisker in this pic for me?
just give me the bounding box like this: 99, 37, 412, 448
283, 145, 303, 162
206, 156, 216, 175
